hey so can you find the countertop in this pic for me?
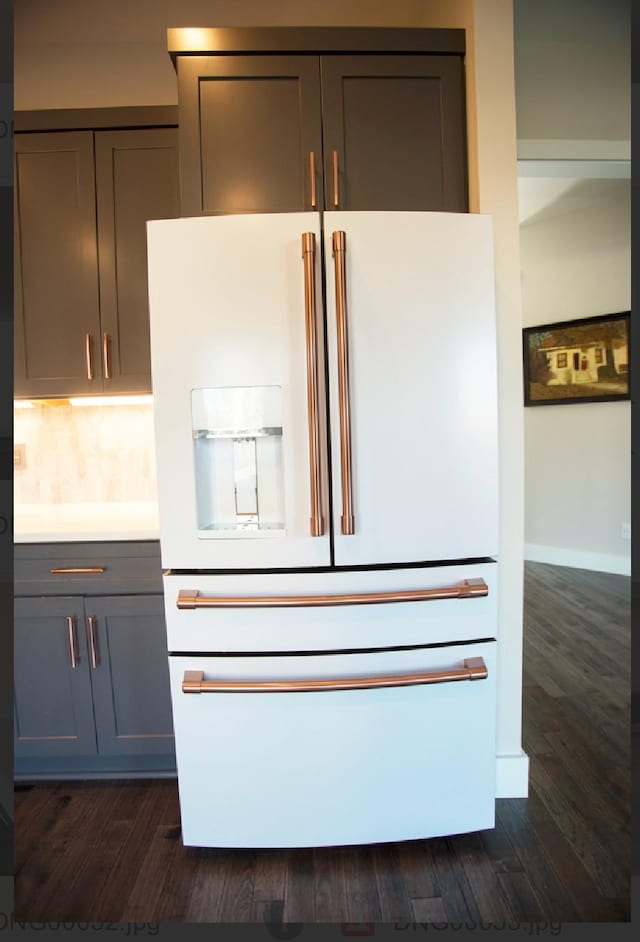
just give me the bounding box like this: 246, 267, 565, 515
13, 501, 160, 543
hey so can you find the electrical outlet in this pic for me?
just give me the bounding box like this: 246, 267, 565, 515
14, 443, 26, 470
621, 522, 631, 540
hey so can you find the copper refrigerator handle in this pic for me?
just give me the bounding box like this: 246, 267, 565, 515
50, 567, 106, 575
177, 578, 488, 610
182, 657, 488, 694
302, 232, 324, 537
85, 333, 94, 381
102, 332, 111, 380
66, 616, 78, 669
308, 151, 317, 209
332, 230, 354, 535
86, 616, 99, 669
332, 150, 339, 207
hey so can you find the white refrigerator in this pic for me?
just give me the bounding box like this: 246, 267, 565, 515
147, 210, 499, 848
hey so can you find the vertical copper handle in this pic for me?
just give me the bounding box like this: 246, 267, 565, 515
332, 150, 339, 207
309, 152, 317, 210
85, 333, 94, 381
66, 616, 78, 669
102, 333, 111, 380
302, 233, 324, 537
87, 616, 99, 669
332, 230, 354, 535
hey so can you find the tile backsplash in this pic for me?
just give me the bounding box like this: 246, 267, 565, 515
14, 401, 158, 505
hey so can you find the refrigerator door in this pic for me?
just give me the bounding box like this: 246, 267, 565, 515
324, 211, 499, 567
147, 213, 331, 570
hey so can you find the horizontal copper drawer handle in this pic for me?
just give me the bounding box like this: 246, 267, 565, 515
182, 657, 488, 694
177, 578, 487, 609
50, 567, 106, 574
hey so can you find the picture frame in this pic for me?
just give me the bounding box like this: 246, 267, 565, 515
522, 312, 630, 406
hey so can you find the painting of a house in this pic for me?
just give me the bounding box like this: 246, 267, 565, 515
523, 312, 629, 405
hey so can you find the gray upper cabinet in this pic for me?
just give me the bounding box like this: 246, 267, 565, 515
14, 123, 179, 399
95, 129, 180, 393
14, 132, 102, 397
320, 55, 467, 212
173, 32, 467, 217
177, 55, 324, 216
14, 596, 98, 758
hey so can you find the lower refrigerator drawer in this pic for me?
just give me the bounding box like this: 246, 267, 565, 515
169, 640, 497, 848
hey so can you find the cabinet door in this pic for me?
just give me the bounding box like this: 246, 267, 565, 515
320, 55, 467, 212
14, 597, 97, 758
177, 55, 324, 216
86, 595, 174, 756
95, 128, 180, 393
14, 132, 102, 397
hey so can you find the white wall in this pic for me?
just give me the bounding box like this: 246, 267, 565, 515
520, 180, 631, 574
513, 0, 630, 158
14, 0, 527, 795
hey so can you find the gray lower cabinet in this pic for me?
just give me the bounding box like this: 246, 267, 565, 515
14, 588, 175, 777
14, 596, 98, 758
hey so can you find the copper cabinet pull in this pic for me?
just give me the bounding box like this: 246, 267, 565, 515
102, 332, 111, 380
302, 232, 324, 537
85, 333, 94, 380
309, 151, 317, 209
86, 616, 99, 669
50, 568, 106, 574
182, 657, 488, 694
177, 578, 488, 610
66, 616, 78, 669
332, 150, 339, 207
332, 230, 354, 535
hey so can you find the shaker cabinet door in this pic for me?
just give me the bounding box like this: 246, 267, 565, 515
14, 132, 102, 397
177, 55, 324, 216
320, 55, 468, 212
86, 595, 174, 757
14, 597, 98, 758
95, 128, 180, 393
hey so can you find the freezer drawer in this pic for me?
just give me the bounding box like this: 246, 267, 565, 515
169, 641, 497, 847
163, 561, 497, 652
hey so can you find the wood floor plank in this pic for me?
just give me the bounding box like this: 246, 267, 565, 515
184, 848, 231, 922
283, 848, 315, 922
371, 843, 414, 922
313, 846, 348, 922
428, 837, 481, 922
341, 845, 382, 923
217, 849, 255, 922
495, 799, 581, 922
449, 831, 515, 922
252, 848, 287, 902
396, 840, 439, 899
153, 842, 201, 922
120, 824, 182, 921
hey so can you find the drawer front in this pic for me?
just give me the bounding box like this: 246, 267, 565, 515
169, 640, 497, 847
164, 562, 497, 652
15, 542, 162, 596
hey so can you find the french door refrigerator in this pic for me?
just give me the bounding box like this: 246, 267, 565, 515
147, 210, 499, 848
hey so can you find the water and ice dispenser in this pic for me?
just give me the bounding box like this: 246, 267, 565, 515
191, 387, 284, 535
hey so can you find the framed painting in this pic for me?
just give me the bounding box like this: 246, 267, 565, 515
522, 312, 630, 406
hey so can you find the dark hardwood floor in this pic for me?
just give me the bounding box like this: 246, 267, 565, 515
13, 562, 631, 923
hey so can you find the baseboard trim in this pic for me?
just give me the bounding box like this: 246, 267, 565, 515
496, 752, 529, 798
525, 543, 630, 576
